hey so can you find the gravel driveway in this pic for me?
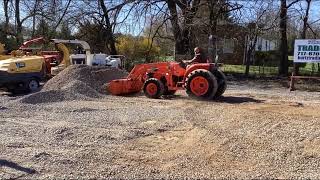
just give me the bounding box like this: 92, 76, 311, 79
1, 79, 320, 179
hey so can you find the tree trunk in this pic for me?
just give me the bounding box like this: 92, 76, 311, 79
32, 15, 36, 38
15, 0, 23, 45
3, 0, 10, 40
279, 0, 289, 76
166, 0, 200, 55
245, 34, 258, 77
166, 0, 186, 55
208, 0, 219, 63
53, 0, 72, 31
294, 0, 311, 75
301, 0, 311, 43
31, 0, 40, 37
245, 54, 251, 76
99, 0, 117, 55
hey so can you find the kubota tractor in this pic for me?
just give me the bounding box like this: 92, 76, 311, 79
107, 61, 226, 99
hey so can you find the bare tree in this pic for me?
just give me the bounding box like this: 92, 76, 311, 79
293, 0, 312, 75
243, 1, 274, 77
206, 0, 242, 62
99, 0, 118, 55
165, 0, 202, 55
73, 0, 138, 54
2, 0, 10, 38
15, 0, 23, 44
244, 23, 259, 77
12, 0, 53, 43
279, 0, 301, 76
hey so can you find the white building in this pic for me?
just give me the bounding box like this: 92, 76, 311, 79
255, 36, 277, 52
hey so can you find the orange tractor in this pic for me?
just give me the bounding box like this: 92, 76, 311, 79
107, 61, 226, 99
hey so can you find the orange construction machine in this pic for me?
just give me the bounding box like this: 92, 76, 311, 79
107, 61, 226, 99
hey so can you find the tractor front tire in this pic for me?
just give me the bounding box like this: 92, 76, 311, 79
185, 70, 218, 100
143, 78, 164, 99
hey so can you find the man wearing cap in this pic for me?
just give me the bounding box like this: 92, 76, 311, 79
183, 47, 208, 64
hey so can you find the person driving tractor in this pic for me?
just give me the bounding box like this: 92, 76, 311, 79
183, 47, 208, 64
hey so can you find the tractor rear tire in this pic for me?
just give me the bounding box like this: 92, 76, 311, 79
143, 78, 164, 99
214, 70, 227, 98
185, 69, 218, 100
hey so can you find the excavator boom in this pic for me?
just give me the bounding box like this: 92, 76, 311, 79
19, 37, 45, 49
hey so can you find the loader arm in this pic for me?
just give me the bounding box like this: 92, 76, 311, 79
127, 64, 149, 80
107, 62, 169, 95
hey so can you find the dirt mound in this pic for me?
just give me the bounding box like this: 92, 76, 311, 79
19, 65, 128, 104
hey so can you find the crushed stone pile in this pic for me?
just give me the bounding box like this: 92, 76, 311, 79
19, 65, 128, 104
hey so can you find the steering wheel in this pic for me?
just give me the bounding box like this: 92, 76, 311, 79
177, 60, 187, 69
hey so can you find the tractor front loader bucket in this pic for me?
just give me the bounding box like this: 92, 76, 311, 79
107, 78, 143, 95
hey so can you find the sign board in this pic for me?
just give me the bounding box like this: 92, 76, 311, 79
294, 39, 320, 62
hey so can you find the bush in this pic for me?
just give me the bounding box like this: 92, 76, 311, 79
254, 50, 280, 67
116, 35, 162, 70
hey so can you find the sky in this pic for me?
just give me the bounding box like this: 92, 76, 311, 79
0, 0, 320, 36
232, 0, 320, 23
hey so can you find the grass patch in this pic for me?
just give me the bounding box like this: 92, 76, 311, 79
223, 64, 320, 76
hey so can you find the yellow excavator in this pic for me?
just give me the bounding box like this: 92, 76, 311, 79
0, 37, 123, 93
0, 38, 70, 93
0, 56, 46, 93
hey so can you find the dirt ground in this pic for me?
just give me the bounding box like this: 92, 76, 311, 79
1, 79, 320, 179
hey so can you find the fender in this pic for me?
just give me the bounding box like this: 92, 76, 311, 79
183, 63, 216, 82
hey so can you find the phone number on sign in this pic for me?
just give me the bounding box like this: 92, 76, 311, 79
308, 40, 320, 45
297, 52, 320, 56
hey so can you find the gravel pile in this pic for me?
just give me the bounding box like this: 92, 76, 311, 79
18, 65, 128, 104
43, 65, 128, 93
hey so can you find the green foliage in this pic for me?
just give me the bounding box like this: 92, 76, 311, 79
254, 51, 268, 64
0, 23, 19, 50
254, 51, 280, 66
255, 50, 305, 68
116, 35, 162, 69
0, 36, 18, 51
56, 21, 73, 39
74, 22, 109, 53
224, 64, 278, 75
35, 19, 56, 39
287, 35, 297, 55
142, 23, 174, 57
224, 64, 320, 76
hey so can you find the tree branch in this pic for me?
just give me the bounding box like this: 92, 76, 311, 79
287, 0, 302, 8
54, 0, 72, 30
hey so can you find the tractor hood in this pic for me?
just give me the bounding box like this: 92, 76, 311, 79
0, 56, 44, 73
